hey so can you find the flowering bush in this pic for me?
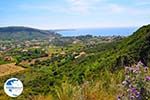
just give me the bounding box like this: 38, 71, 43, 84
118, 61, 150, 100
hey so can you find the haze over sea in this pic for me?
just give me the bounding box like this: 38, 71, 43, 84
57, 27, 138, 37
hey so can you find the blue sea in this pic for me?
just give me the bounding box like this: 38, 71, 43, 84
56, 27, 138, 37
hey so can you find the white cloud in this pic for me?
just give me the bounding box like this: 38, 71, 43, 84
20, 0, 98, 14
19, 4, 66, 13
16, 0, 150, 28
19, 0, 150, 16
66, 0, 101, 14
108, 4, 125, 13
101, 2, 150, 15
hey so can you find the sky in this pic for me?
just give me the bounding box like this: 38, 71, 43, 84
0, 0, 150, 29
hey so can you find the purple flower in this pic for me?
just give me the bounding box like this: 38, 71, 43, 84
130, 95, 135, 99
144, 66, 148, 68
145, 76, 150, 81
135, 92, 140, 98
133, 67, 140, 73
131, 87, 137, 94
129, 67, 133, 71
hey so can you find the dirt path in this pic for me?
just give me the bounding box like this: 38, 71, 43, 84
20, 56, 50, 65
0, 63, 25, 77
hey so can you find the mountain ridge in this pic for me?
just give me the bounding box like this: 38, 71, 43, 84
0, 26, 61, 40
106, 24, 150, 70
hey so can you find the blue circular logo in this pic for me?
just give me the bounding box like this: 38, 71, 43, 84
4, 78, 23, 97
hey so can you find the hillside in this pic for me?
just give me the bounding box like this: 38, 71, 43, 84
0, 26, 61, 40
82, 24, 150, 72
0, 25, 150, 100
40, 24, 150, 82
112, 24, 150, 70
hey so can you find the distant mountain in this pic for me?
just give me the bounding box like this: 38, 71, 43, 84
0, 26, 61, 40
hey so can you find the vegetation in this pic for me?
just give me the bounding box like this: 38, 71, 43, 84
0, 26, 61, 40
0, 25, 150, 100
118, 61, 150, 100
0, 57, 7, 65
14, 48, 49, 65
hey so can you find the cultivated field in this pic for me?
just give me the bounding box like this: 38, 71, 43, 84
0, 63, 24, 77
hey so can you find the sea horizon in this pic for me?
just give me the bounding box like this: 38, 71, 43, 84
56, 27, 138, 37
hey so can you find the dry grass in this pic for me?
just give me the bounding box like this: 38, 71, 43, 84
55, 81, 116, 100
0, 63, 25, 77
0, 90, 10, 100
29, 81, 116, 100
30, 95, 53, 100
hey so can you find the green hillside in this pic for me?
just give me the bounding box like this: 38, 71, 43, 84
0, 26, 61, 40
0, 25, 150, 100
113, 24, 150, 69
83, 24, 150, 73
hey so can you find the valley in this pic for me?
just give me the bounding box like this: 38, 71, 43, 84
0, 25, 150, 100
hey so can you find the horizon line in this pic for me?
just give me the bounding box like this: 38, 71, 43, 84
0, 25, 139, 30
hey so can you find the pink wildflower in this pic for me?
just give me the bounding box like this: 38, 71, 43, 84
145, 76, 150, 81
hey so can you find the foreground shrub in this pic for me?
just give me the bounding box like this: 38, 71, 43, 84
55, 81, 115, 100
118, 61, 150, 100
